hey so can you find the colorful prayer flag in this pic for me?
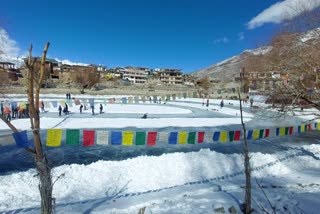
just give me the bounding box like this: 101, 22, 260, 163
220, 131, 228, 143
169, 132, 178, 144
135, 132, 146, 145
279, 127, 285, 136
83, 130, 95, 146
204, 132, 213, 143
265, 129, 270, 138
46, 129, 63, 147
12, 131, 30, 148
259, 129, 264, 139
147, 132, 157, 146
96, 131, 109, 145
111, 131, 122, 145
66, 129, 80, 145
253, 129, 259, 139
213, 131, 220, 141
158, 132, 169, 144
197, 132, 205, 143
122, 131, 134, 146
229, 131, 234, 142
178, 131, 188, 144
289, 127, 293, 135
247, 130, 253, 140
234, 131, 241, 141
307, 124, 311, 131
276, 128, 280, 136
285, 127, 289, 135
187, 132, 196, 144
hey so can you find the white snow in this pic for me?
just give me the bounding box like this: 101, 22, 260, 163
0, 95, 320, 213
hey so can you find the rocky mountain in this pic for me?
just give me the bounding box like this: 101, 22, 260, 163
191, 28, 320, 85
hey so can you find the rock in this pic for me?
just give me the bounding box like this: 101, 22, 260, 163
214, 207, 225, 213
228, 206, 237, 213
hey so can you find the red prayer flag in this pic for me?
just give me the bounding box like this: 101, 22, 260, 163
147, 132, 157, 146
197, 132, 205, 143
234, 131, 241, 141
265, 129, 270, 138
289, 127, 293, 135
83, 130, 95, 146
308, 124, 311, 131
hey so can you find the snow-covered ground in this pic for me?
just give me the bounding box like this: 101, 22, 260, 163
0, 95, 319, 213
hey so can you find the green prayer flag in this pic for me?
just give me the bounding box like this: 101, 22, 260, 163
66, 129, 80, 145
135, 132, 146, 145
259, 129, 264, 138
187, 132, 196, 144
285, 127, 289, 135
229, 131, 235, 142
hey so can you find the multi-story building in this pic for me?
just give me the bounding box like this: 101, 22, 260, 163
158, 68, 183, 84
120, 66, 149, 84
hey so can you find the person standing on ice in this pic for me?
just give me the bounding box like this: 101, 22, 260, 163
99, 104, 103, 114
220, 99, 224, 108
80, 104, 83, 114
58, 105, 62, 116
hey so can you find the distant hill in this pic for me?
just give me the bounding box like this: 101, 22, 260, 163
190, 28, 320, 88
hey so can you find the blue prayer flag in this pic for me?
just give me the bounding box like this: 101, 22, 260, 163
276, 128, 280, 136
169, 132, 178, 144
247, 130, 253, 140
297, 126, 301, 133
213, 131, 220, 141
12, 131, 30, 148
111, 131, 122, 145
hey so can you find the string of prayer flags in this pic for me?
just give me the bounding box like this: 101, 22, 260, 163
220, 131, 228, 143
111, 131, 122, 145
66, 129, 80, 145
122, 131, 134, 146
169, 132, 178, 144
96, 130, 109, 145
12, 131, 30, 148
147, 132, 157, 146
187, 132, 196, 144
46, 129, 62, 147
135, 131, 146, 145
83, 130, 95, 147
197, 132, 205, 143
178, 131, 188, 144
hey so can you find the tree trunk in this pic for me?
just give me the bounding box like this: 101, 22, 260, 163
238, 92, 252, 214
36, 156, 53, 214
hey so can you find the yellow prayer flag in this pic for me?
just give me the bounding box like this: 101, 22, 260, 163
46, 129, 62, 147
301, 125, 305, 133
220, 131, 228, 143
317, 123, 320, 130
253, 129, 259, 139
178, 131, 187, 144
279, 127, 285, 136
122, 131, 134, 146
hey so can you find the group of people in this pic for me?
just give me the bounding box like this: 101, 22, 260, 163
1, 101, 29, 121
58, 103, 105, 116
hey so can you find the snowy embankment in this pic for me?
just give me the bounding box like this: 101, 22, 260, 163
0, 145, 320, 213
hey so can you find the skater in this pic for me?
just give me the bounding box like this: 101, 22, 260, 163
4, 106, 11, 121
206, 99, 209, 107
220, 99, 224, 108
58, 105, 62, 116
40, 100, 45, 112
250, 98, 254, 107
0, 102, 3, 116
99, 104, 103, 114
91, 105, 95, 115
141, 113, 148, 119
80, 104, 83, 114
63, 103, 69, 115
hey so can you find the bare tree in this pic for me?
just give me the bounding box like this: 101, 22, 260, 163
0, 43, 54, 213
74, 66, 100, 94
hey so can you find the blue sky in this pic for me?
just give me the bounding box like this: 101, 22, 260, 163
1, 0, 319, 72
